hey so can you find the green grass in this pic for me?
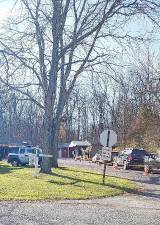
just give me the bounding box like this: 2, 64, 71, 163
0, 162, 136, 201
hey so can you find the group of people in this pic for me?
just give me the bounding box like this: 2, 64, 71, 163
72, 148, 89, 160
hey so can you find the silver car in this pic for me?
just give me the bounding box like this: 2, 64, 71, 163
145, 152, 160, 173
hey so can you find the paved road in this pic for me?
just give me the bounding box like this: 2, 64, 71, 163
0, 159, 159, 225
0, 194, 160, 225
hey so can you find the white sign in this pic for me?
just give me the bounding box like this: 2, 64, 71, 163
101, 147, 112, 161
29, 155, 36, 166
29, 155, 39, 177
39, 154, 53, 158
100, 129, 117, 147
29, 155, 39, 166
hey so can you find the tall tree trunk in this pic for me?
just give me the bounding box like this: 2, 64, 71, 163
40, 95, 59, 173
40, 116, 60, 173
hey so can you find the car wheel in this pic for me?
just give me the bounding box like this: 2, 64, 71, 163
123, 161, 129, 170
11, 160, 19, 167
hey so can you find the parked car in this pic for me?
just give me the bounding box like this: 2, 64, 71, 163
7, 146, 42, 167
144, 152, 160, 173
0, 146, 9, 160
111, 151, 119, 164
114, 148, 149, 170
92, 151, 118, 164
92, 153, 102, 163
0, 152, 2, 161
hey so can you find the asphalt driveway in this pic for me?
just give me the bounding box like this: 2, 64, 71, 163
0, 193, 159, 225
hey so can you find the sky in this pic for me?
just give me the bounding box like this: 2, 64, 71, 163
0, 0, 160, 81
0, 0, 16, 24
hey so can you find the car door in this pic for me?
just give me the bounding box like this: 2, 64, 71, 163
116, 151, 124, 165
131, 149, 145, 164
152, 155, 160, 170
25, 148, 35, 164
18, 148, 28, 164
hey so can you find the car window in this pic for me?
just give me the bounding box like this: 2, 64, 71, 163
124, 150, 132, 155
9, 147, 19, 154
132, 149, 146, 156
26, 148, 34, 154
112, 152, 118, 156
155, 153, 160, 159
36, 148, 42, 154
19, 148, 25, 154
119, 151, 124, 156
0, 148, 5, 154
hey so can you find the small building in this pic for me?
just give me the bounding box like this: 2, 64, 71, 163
58, 140, 92, 158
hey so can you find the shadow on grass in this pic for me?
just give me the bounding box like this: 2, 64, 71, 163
0, 164, 23, 174
48, 168, 135, 194
49, 179, 79, 186
58, 166, 102, 177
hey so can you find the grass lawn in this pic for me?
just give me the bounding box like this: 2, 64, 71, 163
0, 162, 136, 200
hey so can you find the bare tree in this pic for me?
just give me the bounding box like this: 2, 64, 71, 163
0, 0, 159, 173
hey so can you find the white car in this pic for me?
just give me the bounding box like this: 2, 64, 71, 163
92, 153, 102, 163
7, 147, 42, 167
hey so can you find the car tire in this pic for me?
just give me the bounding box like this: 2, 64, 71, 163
11, 159, 19, 167
123, 161, 129, 170
39, 161, 42, 167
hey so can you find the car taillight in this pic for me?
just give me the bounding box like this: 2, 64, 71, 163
128, 155, 132, 161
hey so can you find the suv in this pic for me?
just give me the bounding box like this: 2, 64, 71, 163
114, 148, 149, 170
7, 146, 42, 167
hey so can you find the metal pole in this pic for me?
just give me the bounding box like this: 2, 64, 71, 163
103, 130, 110, 184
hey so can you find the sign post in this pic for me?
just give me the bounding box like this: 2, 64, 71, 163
29, 154, 39, 177
29, 153, 53, 177
100, 129, 117, 184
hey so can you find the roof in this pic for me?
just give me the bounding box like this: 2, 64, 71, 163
0, 137, 31, 146
69, 141, 91, 147
58, 143, 70, 148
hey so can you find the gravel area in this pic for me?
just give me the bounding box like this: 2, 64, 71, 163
0, 194, 159, 225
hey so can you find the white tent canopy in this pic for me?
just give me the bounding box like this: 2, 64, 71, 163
69, 141, 91, 148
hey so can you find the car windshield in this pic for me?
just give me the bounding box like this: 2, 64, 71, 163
132, 149, 146, 156
124, 150, 132, 155
119, 150, 132, 156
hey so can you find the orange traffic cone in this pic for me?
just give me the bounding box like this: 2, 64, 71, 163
113, 162, 119, 170
143, 165, 149, 176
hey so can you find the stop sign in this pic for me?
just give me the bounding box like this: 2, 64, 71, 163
100, 129, 117, 147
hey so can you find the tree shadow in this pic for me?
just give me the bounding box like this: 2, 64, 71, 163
131, 175, 160, 185
47, 168, 135, 193
0, 164, 23, 174
148, 176, 160, 185
136, 189, 160, 199
48, 179, 79, 186
128, 175, 160, 199
58, 166, 102, 176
